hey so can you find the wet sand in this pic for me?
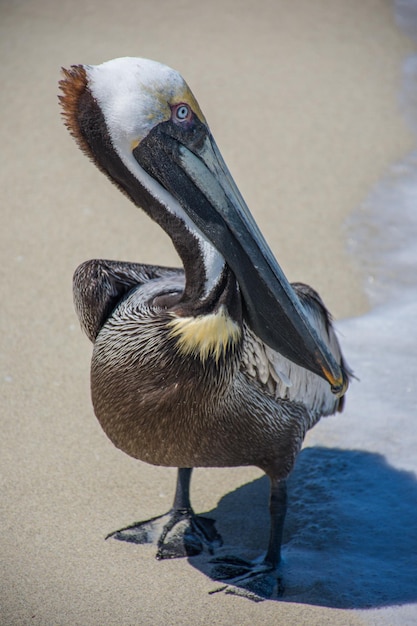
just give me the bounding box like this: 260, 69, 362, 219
0, 1, 414, 624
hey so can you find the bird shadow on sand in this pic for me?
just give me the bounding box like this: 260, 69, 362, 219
189, 446, 417, 608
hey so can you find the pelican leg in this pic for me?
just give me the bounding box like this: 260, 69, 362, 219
265, 476, 287, 569
210, 477, 287, 600
107, 468, 223, 559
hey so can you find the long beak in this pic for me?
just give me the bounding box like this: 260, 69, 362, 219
135, 125, 347, 395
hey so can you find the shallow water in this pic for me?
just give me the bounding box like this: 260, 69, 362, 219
294, 4, 417, 621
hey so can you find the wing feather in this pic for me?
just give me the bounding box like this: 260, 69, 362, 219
73, 259, 183, 342
242, 282, 351, 420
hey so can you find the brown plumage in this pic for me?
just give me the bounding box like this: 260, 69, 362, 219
61, 57, 350, 599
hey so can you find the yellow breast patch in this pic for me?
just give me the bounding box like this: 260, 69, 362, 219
167, 305, 241, 363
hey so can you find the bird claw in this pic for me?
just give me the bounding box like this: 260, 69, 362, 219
209, 555, 284, 600
106, 508, 222, 559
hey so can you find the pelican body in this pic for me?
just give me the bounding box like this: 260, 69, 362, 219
60, 57, 349, 598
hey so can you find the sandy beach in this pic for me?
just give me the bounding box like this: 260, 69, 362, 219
1, 1, 415, 624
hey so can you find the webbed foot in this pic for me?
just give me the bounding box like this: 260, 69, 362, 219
209, 555, 284, 601
107, 508, 223, 559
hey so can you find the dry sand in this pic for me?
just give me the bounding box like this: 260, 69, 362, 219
0, 1, 414, 624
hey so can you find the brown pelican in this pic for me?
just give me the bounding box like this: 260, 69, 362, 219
59, 57, 350, 599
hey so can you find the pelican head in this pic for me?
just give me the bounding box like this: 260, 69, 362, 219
59, 56, 347, 394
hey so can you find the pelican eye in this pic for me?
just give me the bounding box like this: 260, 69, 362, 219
172, 103, 192, 123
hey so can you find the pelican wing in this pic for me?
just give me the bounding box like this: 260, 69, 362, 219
242, 283, 351, 420
73, 260, 183, 342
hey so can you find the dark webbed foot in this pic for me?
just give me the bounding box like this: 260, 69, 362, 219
107, 507, 222, 559
107, 468, 221, 558
208, 477, 287, 600
209, 555, 284, 601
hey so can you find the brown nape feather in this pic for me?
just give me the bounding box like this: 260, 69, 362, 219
58, 65, 91, 156
58, 66, 131, 204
